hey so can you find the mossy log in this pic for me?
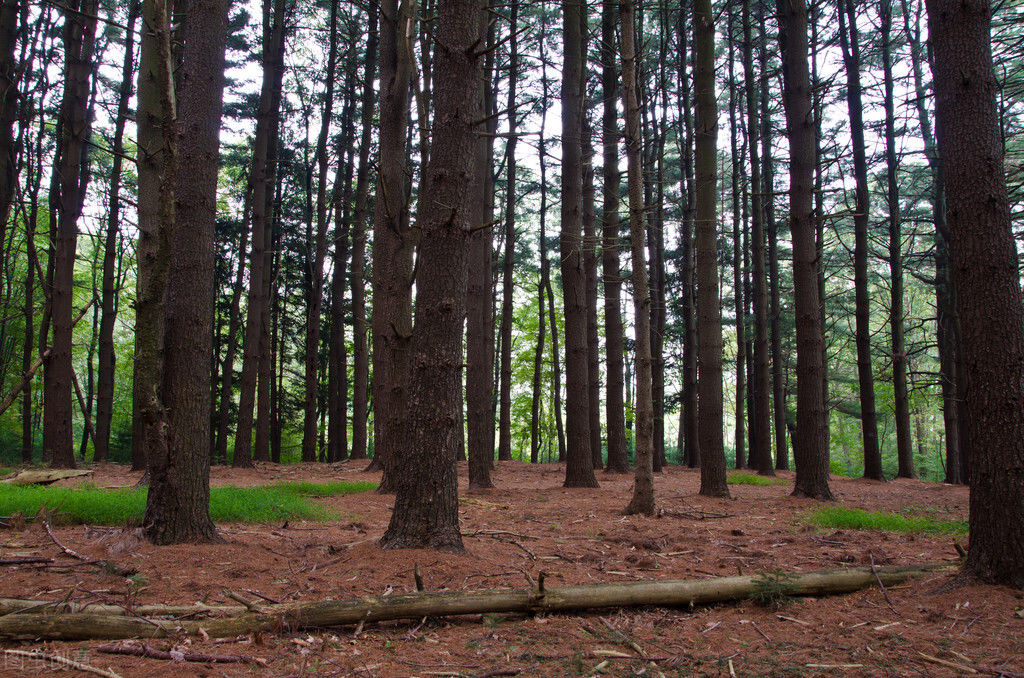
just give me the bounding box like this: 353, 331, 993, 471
0, 564, 944, 641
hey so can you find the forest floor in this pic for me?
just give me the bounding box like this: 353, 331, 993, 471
0, 461, 1022, 677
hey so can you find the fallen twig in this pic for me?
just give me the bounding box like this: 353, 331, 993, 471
42, 521, 134, 577
94, 641, 265, 665
1, 648, 122, 678
870, 552, 897, 610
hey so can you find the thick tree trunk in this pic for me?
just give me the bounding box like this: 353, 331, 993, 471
926, 0, 1024, 588
778, 0, 832, 500
837, 0, 882, 482
582, 96, 603, 473
621, 0, 654, 516
560, 0, 597, 489
143, 0, 228, 544
694, 0, 727, 498
379, 0, 482, 551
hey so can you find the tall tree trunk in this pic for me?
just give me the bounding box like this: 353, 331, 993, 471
328, 125, 355, 463
600, 0, 628, 474
560, 0, 597, 489
694, 0, 727, 498
676, 6, 699, 470
621, 0, 654, 516
467, 3, 495, 489
44, 0, 99, 469
496, 0, 518, 464
348, 0, 379, 462
302, 0, 341, 463
380, 0, 482, 551
879, 0, 913, 479
778, 0, 832, 500
762, 20, 788, 471
742, 0, 772, 476
144, 0, 230, 544
370, 0, 415, 489
903, 0, 960, 483
728, 11, 746, 473
95, 1, 140, 463
837, 0, 882, 481
0, 0, 20, 238
582, 73, 602, 473
925, 0, 1024, 588
234, 0, 287, 467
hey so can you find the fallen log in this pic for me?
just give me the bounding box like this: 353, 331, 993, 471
0, 469, 94, 486
0, 564, 945, 641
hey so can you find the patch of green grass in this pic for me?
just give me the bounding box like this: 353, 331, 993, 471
0, 467, 15, 477
727, 471, 787, 486
0, 480, 376, 526
806, 506, 967, 535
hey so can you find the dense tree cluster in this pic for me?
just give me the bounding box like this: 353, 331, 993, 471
0, 0, 1020, 584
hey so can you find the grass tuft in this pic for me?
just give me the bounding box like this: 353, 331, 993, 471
727, 472, 787, 486
0, 480, 377, 526
806, 506, 967, 535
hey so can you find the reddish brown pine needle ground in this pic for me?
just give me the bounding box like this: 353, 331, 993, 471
1, 461, 1021, 677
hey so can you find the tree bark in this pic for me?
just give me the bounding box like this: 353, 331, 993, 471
926, 0, 1024, 588
777, 0, 832, 500
143, 0, 228, 544
560, 0, 598, 489
621, 0, 654, 516
599, 0, 628, 474
379, 0, 482, 551
694, 0, 727, 498
467, 4, 496, 490
369, 0, 415, 488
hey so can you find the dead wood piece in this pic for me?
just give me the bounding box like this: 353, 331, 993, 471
0, 557, 54, 566
94, 641, 265, 665
1, 469, 94, 486
1, 648, 122, 678
0, 564, 947, 641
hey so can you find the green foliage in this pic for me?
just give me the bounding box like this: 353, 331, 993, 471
805, 506, 967, 535
750, 570, 797, 608
727, 472, 787, 486
0, 480, 377, 525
